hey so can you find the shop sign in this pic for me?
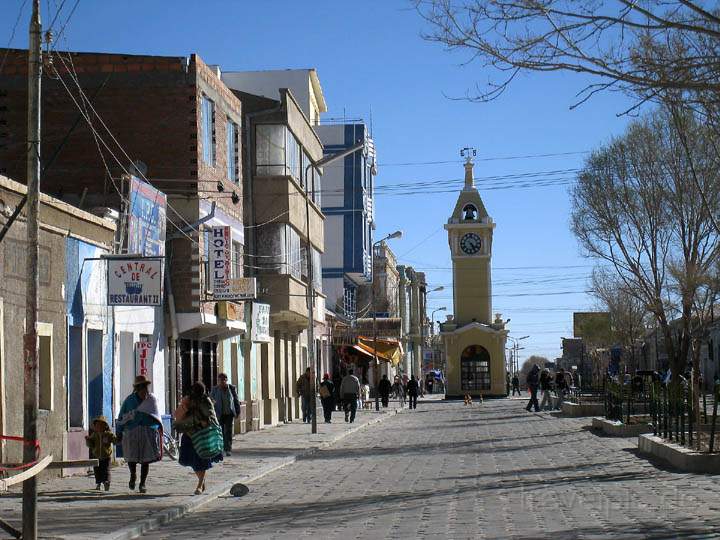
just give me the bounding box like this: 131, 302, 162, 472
251, 302, 271, 342
135, 339, 153, 377
127, 176, 167, 257
218, 301, 241, 321
209, 225, 256, 300
107, 258, 163, 306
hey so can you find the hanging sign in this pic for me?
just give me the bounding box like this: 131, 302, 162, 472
251, 302, 271, 342
135, 339, 153, 377
107, 258, 163, 306
209, 226, 256, 300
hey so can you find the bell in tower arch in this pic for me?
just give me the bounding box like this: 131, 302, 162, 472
462, 204, 478, 221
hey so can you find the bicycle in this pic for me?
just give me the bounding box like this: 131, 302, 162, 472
162, 430, 180, 461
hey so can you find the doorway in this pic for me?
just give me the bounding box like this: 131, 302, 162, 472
461, 345, 491, 392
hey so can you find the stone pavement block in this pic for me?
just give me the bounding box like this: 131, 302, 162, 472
0, 406, 401, 539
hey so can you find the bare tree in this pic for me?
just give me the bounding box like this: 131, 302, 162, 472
415, 1, 720, 112
519, 354, 549, 382
571, 107, 720, 385
591, 267, 649, 369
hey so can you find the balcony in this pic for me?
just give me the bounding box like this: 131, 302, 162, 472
253, 175, 324, 250
257, 274, 325, 332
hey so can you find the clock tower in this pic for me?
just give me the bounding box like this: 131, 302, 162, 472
440, 149, 508, 398
445, 149, 494, 325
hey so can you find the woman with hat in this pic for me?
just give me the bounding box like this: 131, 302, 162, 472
117, 375, 162, 493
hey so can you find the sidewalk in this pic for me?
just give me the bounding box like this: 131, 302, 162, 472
0, 404, 403, 540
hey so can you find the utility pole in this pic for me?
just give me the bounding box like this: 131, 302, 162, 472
24, 1, 42, 538
304, 141, 365, 434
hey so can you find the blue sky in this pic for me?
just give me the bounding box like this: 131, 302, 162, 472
1, 0, 634, 363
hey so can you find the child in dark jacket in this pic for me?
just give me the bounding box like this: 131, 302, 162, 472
85, 416, 117, 491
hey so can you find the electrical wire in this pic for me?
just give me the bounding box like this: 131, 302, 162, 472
0, 0, 29, 75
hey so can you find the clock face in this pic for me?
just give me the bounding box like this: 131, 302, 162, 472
459, 232, 482, 255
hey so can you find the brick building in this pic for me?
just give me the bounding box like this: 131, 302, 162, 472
0, 49, 248, 422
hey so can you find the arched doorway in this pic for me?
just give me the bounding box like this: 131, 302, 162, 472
461, 345, 491, 391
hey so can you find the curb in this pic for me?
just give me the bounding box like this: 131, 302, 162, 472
96, 408, 400, 540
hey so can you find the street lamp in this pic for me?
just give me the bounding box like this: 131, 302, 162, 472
418, 286, 445, 383
305, 141, 365, 434
373, 230, 403, 411
430, 307, 447, 334
507, 335, 530, 375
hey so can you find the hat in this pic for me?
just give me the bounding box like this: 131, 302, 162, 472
133, 375, 152, 388
92, 415, 110, 428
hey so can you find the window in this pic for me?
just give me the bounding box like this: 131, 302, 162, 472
285, 226, 301, 279
286, 129, 301, 182
227, 119, 238, 183
201, 95, 215, 165
256, 124, 285, 176
461, 345, 491, 391
231, 240, 242, 278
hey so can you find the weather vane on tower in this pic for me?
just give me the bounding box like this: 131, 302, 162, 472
460, 147, 477, 189
460, 147, 477, 163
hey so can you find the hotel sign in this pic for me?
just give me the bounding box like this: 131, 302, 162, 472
107, 258, 163, 306
209, 226, 256, 300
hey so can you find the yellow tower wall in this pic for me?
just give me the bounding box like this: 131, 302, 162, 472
453, 258, 492, 325
444, 328, 506, 397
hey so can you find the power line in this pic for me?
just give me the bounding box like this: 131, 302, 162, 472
0, 0, 29, 75
376, 151, 589, 167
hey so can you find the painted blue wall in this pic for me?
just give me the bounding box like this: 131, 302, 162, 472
65, 238, 113, 422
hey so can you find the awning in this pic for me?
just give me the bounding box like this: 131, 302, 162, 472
352, 336, 403, 366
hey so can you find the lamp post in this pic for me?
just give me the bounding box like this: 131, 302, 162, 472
372, 230, 403, 411
430, 307, 447, 334
419, 286, 444, 385
507, 335, 530, 375
429, 306, 446, 378
305, 141, 365, 434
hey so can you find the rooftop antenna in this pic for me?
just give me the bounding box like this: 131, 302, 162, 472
369, 105, 374, 137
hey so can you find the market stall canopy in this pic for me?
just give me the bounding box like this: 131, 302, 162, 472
352, 336, 404, 366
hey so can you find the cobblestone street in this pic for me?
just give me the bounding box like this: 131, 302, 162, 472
141, 399, 720, 540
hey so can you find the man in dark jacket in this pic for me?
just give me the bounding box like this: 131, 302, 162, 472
407, 375, 420, 410
296, 367, 315, 423
511, 374, 521, 396
539, 368, 553, 411
378, 374, 392, 408
210, 373, 240, 456
525, 365, 541, 412
554, 368, 569, 410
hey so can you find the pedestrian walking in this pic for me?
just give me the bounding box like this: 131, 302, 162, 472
175, 381, 224, 495
319, 373, 335, 423
340, 369, 361, 423
511, 373, 521, 396
407, 375, 420, 409
117, 375, 162, 493
296, 367, 315, 423
554, 368, 569, 410
525, 365, 541, 412
85, 415, 117, 491
391, 375, 406, 407
539, 368, 553, 411
209, 373, 241, 456
378, 374, 392, 408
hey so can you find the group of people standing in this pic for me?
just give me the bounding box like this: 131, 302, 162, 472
86, 373, 241, 495
523, 365, 572, 413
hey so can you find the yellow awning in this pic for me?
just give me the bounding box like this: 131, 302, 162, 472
354, 336, 403, 366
